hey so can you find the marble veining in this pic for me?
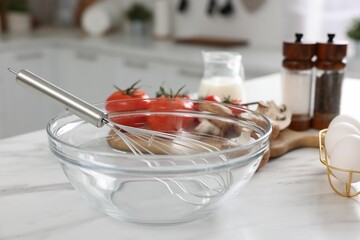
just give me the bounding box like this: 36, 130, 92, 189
0, 183, 72, 198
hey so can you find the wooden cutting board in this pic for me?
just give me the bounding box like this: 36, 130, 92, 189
270, 128, 319, 158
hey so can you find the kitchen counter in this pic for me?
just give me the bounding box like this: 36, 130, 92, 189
0, 28, 282, 79
1, 29, 359, 79
1, 74, 360, 239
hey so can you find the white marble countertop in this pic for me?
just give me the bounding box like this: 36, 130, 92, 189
1, 74, 360, 239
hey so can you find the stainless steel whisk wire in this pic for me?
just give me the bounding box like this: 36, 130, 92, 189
112, 122, 222, 155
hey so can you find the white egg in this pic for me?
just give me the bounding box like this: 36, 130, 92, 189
329, 114, 360, 131
325, 122, 360, 155
330, 134, 360, 183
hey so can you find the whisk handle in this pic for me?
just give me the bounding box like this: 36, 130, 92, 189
10, 69, 107, 128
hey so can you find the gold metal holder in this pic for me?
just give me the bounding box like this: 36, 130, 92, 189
319, 129, 360, 197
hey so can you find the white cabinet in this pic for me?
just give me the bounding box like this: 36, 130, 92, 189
165, 64, 202, 94
0, 47, 57, 138
115, 57, 161, 97
0, 70, 6, 138
115, 57, 202, 97
0, 43, 202, 139
53, 48, 119, 104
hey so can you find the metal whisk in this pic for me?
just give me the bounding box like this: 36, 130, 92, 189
7, 68, 221, 155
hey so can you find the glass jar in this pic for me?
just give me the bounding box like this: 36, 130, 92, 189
282, 68, 313, 118
198, 51, 246, 100
312, 34, 347, 130
282, 33, 315, 131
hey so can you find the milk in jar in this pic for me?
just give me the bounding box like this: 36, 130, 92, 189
198, 51, 246, 100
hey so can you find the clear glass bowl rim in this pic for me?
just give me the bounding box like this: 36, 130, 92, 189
46, 99, 272, 174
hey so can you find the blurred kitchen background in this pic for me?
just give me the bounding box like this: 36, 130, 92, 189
0, 0, 359, 139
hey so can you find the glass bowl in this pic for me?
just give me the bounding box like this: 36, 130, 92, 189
46, 98, 271, 225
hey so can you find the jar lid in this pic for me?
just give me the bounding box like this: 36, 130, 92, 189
316, 34, 347, 61
283, 33, 315, 60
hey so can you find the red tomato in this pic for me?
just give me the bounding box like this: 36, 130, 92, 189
229, 98, 242, 105
204, 95, 221, 102
222, 97, 244, 115
228, 105, 246, 115
105, 87, 149, 127
147, 96, 194, 132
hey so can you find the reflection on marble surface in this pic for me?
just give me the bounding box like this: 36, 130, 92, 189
1, 130, 360, 239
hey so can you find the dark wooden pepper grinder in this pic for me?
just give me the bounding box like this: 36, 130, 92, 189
282, 33, 315, 131
312, 33, 347, 130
